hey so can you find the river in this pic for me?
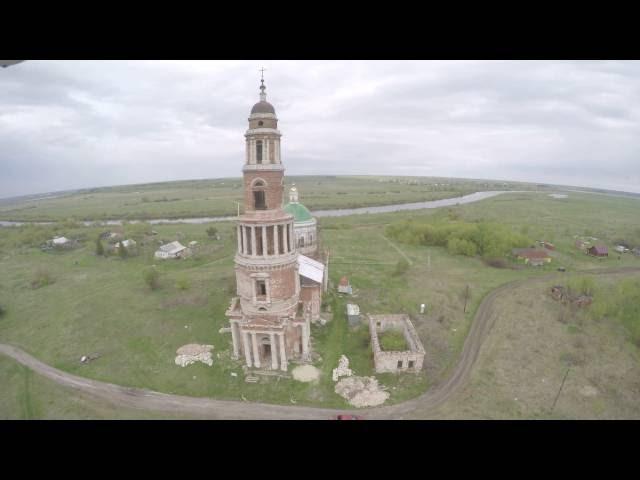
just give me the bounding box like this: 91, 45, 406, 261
0, 190, 517, 227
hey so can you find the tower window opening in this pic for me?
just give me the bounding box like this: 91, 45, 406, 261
256, 280, 267, 299
254, 190, 266, 210
256, 140, 263, 164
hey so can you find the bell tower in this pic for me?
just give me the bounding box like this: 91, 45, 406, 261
225, 74, 311, 371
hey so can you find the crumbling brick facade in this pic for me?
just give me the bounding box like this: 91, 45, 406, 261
368, 314, 425, 373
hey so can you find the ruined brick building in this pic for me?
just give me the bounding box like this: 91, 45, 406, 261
225, 77, 326, 370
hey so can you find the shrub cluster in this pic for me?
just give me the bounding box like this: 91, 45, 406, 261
385, 220, 530, 258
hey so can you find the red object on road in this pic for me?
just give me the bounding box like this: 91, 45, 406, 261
334, 414, 364, 420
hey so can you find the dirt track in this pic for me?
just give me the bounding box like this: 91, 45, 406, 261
1, 266, 638, 419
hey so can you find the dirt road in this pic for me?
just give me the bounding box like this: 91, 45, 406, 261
2, 266, 638, 419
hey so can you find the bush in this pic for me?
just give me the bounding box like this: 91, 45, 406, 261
447, 238, 477, 256
31, 268, 54, 289
176, 278, 190, 290
392, 259, 410, 276
206, 226, 218, 238
143, 267, 160, 290
96, 237, 105, 256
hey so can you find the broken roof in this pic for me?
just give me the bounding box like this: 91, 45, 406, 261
346, 304, 360, 316
298, 254, 324, 284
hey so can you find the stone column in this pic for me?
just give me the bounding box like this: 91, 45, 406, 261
241, 225, 248, 255
236, 226, 242, 254
279, 333, 287, 371
289, 224, 294, 252
231, 322, 239, 359
262, 226, 268, 258
301, 322, 309, 360
285, 223, 290, 253
270, 333, 278, 370
251, 332, 261, 369
242, 330, 252, 367
251, 226, 257, 257
274, 224, 279, 255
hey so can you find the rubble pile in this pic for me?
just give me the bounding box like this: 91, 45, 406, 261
335, 376, 390, 408
175, 344, 214, 367
332, 355, 353, 382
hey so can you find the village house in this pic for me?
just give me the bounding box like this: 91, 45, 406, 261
587, 245, 608, 257
632, 247, 640, 257
614, 245, 627, 254
154, 241, 189, 259
113, 239, 137, 252
512, 248, 552, 266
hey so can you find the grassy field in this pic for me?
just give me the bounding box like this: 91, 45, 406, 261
427, 272, 640, 419
1, 185, 639, 418
0, 175, 537, 222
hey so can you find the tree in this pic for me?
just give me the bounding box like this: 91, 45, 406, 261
118, 240, 128, 259
392, 259, 410, 276
143, 267, 160, 290
206, 226, 218, 238
461, 284, 471, 313
96, 237, 105, 256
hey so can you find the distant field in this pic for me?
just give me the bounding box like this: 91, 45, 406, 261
0, 175, 539, 222
1, 189, 639, 418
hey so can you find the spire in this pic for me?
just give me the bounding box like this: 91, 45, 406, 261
259, 67, 267, 102
289, 184, 299, 203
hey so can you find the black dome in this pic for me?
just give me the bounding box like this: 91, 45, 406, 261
251, 101, 275, 114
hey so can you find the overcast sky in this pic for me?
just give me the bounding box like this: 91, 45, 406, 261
1, 60, 639, 198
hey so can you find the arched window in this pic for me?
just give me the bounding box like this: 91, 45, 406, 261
256, 140, 263, 164
252, 179, 267, 210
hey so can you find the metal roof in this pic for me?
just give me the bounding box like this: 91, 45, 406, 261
298, 254, 324, 284
346, 304, 360, 316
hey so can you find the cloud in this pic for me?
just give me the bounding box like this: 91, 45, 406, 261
1, 60, 639, 197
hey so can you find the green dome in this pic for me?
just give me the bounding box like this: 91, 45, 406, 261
283, 202, 313, 223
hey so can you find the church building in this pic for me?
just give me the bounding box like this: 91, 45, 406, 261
225, 76, 326, 371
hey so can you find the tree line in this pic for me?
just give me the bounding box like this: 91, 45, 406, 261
385, 220, 531, 258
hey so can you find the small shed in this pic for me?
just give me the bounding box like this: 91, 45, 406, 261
346, 304, 360, 327
632, 247, 640, 257
337, 276, 352, 295
614, 245, 626, 253
587, 245, 608, 257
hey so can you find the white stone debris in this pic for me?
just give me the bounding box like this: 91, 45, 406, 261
230, 372, 238, 377
332, 355, 353, 382
334, 376, 390, 408
174, 344, 214, 367
292, 364, 321, 383
80, 356, 88, 363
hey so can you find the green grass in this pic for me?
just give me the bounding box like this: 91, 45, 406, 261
1, 184, 639, 417
379, 330, 408, 351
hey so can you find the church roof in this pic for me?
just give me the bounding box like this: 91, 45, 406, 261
283, 202, 313, 223
251, 101, 275, 114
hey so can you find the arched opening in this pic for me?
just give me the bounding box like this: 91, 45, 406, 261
252, 179, 266, 210
298, 237, 305, 248
256, 140, 263, 164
